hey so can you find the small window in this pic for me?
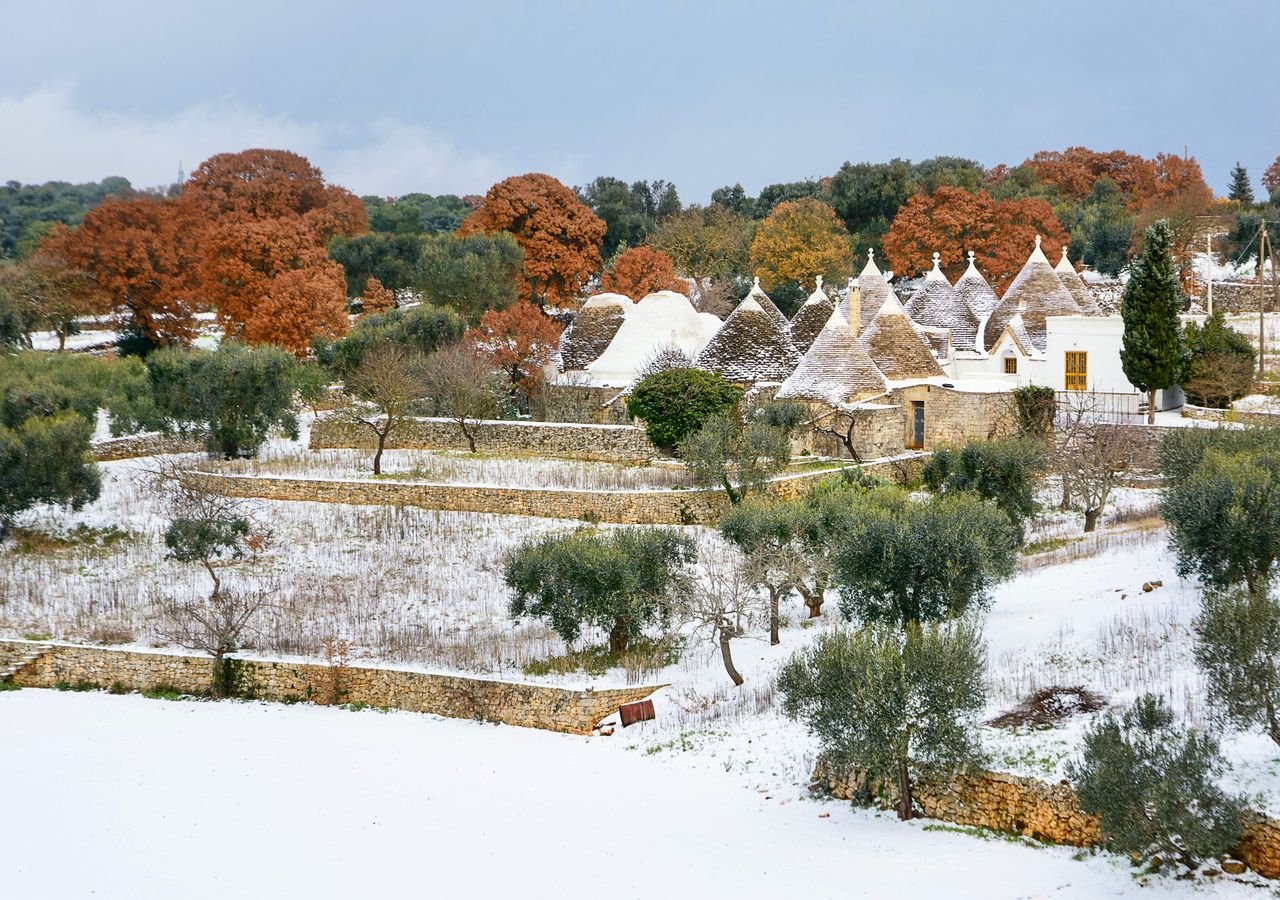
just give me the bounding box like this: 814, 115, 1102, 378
1003, 356, 1018, 374
1065, 351, 1088, 391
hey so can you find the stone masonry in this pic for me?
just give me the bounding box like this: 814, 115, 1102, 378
1, 640, 659, 735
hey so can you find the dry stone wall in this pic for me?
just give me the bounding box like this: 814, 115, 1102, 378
92, 433, 206, 461
1182, 404, 1280, 427
310, 415, 655, 462
815, 759, 1280, 879
1, 640, 659, 735
185, 466, 861, 526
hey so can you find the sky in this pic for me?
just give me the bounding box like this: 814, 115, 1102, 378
2, 0, 1277, 202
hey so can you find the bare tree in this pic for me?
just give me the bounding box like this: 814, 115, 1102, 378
148, 461, 272, 697
811, 405, 881, 462
1056, 393, 1138, 533
677, 546, 766, 686
335, 344, 427, 475
1183, 352, 1256, 411
419, 344, 502, 452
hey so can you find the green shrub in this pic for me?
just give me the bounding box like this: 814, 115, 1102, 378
625, 367, 742, 450
1067, 694, 1244, 870
920, 438, 1045, 539
1011, 385, 1057, 438
1157, 426, 1280, 482
1182, 311, 1257, 409
1195, 586, 1280, 746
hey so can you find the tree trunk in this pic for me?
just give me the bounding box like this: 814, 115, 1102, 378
57, 329, 67, 351
459, 419, 477, 453
797, 584, 823, 618
1147, 388, 1156, 425
373, 427, 388, 476
1083, 507, 1100, 533
210, 649, 226, 699
719, 629, 744, 686
896, 758, 913, 821
608, 619, 629, 654
768, 586, 780, 646
1265, 694, 1280, 748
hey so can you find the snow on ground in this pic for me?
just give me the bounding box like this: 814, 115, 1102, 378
1, 688, 1264, 900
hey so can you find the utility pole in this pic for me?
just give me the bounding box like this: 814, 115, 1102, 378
1260, 222, 1271, 376
1206, 231, 1213, 315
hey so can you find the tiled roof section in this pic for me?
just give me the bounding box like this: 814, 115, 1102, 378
858, 294, 946, 381
776, 306, 887, 405
789, 276, 837, 351
1054, 247, 1102, 315
905, 253, 979, 351
839, 249, 893, 332
745, 277, 791, 330
694, 295, 802, 383
983, 236, 1083, 352
559, 293, 630, 370
954, 251, 1001, 346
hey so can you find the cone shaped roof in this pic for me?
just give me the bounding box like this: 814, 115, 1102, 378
560, 293, 630, 370
839, 250, 893, 332
904, 253, 979, 351
745, 276, 791, 330
983, 236, 1083, 352
694, 294, 801, 383
858, 294, 946, 380
776, 306, 886, 405
1054, 247, 1102, 315
789, 276, 837, 351
955, 251, 1001, 328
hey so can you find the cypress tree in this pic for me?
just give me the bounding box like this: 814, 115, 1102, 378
1228, 162, 1255, 205
1121, 220, 1189, 424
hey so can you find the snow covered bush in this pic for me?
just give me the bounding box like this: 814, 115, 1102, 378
1067, 694, 1244, 871
779, 621, 986, 820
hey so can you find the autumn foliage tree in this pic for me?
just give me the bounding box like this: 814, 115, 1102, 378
459, 173, 605, 307
1264, 156, 1280, 200
883, 187, 1069, 292
42, 195, 201, 351
599, 246, 688, 298
464, 302, 563, 407
183, 149, 366, 354
749, 199, 851, 291
359, 277, 396, 315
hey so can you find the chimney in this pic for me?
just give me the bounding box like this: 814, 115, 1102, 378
849, 287, 862, 336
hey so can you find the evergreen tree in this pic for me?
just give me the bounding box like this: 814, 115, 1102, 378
1228, 163, 1255, 205
1120, 220, 1190, 424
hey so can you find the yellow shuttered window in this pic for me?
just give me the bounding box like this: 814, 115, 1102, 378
1064, 351, 1088, 391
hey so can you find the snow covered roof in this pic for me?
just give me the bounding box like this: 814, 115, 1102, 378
559, 293, 631, 371
1054, 247, 1103, 316
904, 253, 979, 351
775, 306, 886, 405
954, 251, 1002, 339
745, 276, 791, 330
694, 293, 802, 384
788, 275, 836, 351
983, 236, 1083, 353
839, 249, 893, 332
992, 302, 1038, 358
586, 291, 722, 386
858, 294, 946, 380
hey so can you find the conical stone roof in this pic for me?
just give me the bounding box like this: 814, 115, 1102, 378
1054, 246, 1102, 315
983, 236, 1083, 353
776, 306, 886, 405
745, 276, 791, 330
954, 251, 1001, 348
789, 275, 836, 352
858, 294, 946, 381
904, 253, 979, 352
839, 249, 894, 332
695, 294, 801, 383
559, 293, 630, 370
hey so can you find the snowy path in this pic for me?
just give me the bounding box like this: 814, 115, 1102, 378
0, 690, 1259, 899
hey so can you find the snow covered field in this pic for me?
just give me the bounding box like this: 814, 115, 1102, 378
2, 688, 1266, 900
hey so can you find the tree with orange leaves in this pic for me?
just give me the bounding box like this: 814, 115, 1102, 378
749, 198, 852, 291
883, 187, 1069, 292
184, 149, 366, 354
359, 277, 396, 315
1264, 156, 1280, 200
1025, 147, 1157, 204
458, 173, 605, 307
599, 246, 688, 298
464, 302, 563, 407
41, 195, 200, 351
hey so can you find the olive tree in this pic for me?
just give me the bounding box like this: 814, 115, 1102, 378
0, 411, 99, 536
1196, 585, 1280, 746
681, 413, 791, 505
1163, 448, 1280, 595
779, 622, 986, 820
832, 488, 1019, 625
921, 438, 1045, 540
504, 527, 696, 654
1067, 694, 1244, 870
676, 545, 765, 686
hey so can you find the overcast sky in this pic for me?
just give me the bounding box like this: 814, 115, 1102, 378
2, 0, 1277, 201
